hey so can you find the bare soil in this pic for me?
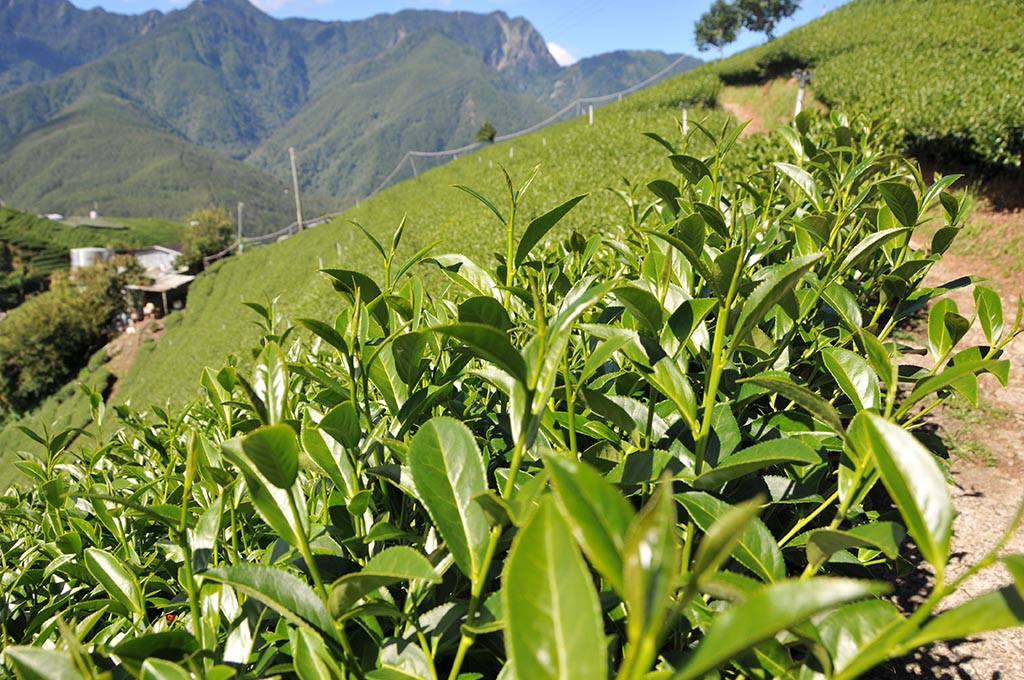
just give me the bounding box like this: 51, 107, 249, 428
721, 100, 769, 136
103, 317, 165, 402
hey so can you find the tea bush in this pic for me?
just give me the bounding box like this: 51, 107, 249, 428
3, 113, 1023, 679
713, 0, 1024, 167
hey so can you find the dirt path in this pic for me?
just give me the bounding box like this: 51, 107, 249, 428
103, 317, 165, 402
720, 100, 769, 136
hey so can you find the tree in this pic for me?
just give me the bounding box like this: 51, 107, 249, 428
0, 260, 131, 412
737, 0, 800, 40
695, 0, 743, 58
181, 205, 234, 270
475, 119, 497, 144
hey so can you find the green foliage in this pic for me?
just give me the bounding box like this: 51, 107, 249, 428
180, 205, 234, 270
475, 119, 497, 143
2, 114, 1022, 679
0, 1, 693, 213
0, 261, 129, 413
0, 96, 322, 235
103, 71, 727, 414
736, 0, 800, 40
713, 0, 1024, 167
695, 0, 744, 56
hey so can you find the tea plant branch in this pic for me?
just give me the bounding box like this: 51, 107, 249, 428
778, 489, 840, 548
693, 250, 743, 475
179, 433, 209, 659
447, 525, 503, 680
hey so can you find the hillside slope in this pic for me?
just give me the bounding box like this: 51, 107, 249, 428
0, 0, 160, 96
105, 0, 1024, 411
0, 95, 324, 230
0, 0, 695, 220
247, 31, 556, 200
714, 0, 1023, 167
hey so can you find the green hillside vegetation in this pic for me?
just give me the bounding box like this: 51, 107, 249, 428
2, 0, 1018, 471
0, 96, 329, 232
0, 0, 161, 96
247, 30, 555, 200
3, 89, 1023, 680
713, 0, 1023, 167
4, 1, 1024, 674
0, 0, 694, 221
110, 73, 723, 411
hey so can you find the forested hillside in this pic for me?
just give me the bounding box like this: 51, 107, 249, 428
0, 0, 695, 224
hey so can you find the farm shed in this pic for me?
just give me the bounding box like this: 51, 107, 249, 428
126, 273, 195, 317
131, 245, 181, 277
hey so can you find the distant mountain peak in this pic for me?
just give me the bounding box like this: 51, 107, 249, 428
489, 11, 558, 75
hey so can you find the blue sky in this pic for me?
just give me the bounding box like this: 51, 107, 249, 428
70, 0, 851, 64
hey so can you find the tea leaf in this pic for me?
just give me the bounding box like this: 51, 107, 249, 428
544, 454, 633, 590
408, 417, 489, 582
848, 413, 952, 579
743, 373, 843, 434
204, 564, 337, 642
434, 323, 528, 386
908, 585, 1024, 648
677, 492, 784, 583
974, 285, 1004, 346
514, 194, 587, 268
504, 496, 606, 680
822, 347, 881, 411
674, 578, 885, 679
241, 424, 299, 489
877, 182, 919, 227
3, 647, 84, 680
252, 341, 289, 426
690, 496, 764, 586
775, 162, 824, 212
330, 547, 440, 618
624, 481, 680, 670
693, 439, 820, 490
139, 659, 192, 680
806, 522, 906, 568
730, 254, 821, 352
84, 547, 145, 620
817, 599, 904, 676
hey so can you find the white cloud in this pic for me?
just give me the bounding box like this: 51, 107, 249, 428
248, 0, 292, 9
546, 41, 576, 66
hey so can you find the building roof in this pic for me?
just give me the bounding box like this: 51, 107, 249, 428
125, 274, 195, 293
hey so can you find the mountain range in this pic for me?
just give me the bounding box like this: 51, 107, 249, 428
0, 0, 699, 232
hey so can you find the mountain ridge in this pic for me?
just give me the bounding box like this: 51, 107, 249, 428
0, 0, 698, 224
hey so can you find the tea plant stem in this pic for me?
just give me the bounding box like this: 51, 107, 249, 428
563, 354, 578, 456
779, 489, 839, 548
179, 437, 208, 659
694, 289, 736, 475
503, 397, 533, 497
449, 436, 528, 679
284, 491, 362, 677
447, 525, 503, 680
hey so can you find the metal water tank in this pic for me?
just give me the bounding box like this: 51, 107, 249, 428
70, 247, 112, 270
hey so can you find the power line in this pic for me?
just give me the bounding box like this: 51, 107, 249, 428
203, 53, 694, 268
367, 52, 693, 198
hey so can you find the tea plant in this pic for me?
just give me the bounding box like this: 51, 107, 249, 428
714, 0, 1024, 166
3, 112, 1023, 679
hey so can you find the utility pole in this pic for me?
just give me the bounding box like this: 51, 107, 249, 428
289, 147, 304, 231
237, 202, 244, 255
793, 69, 813, 118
